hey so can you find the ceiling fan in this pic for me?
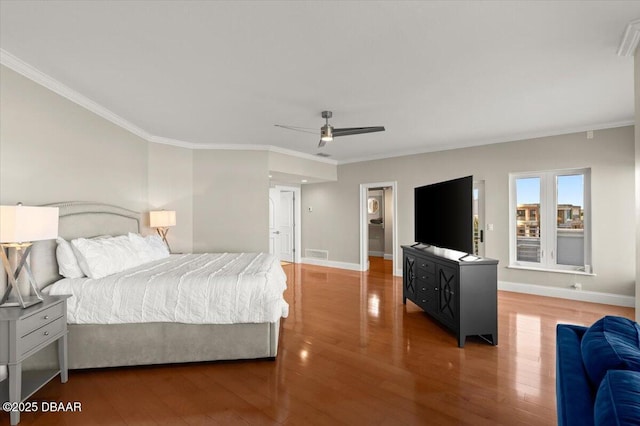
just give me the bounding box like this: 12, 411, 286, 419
275, 111, 385, 148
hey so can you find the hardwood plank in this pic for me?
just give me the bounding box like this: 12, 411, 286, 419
1, 257, 634, 425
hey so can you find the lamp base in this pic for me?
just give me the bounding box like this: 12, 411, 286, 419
0, 295, 43, 308
0, 243, 45, 308
156, 227, 172, 253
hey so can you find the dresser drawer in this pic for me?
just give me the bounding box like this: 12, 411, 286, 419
415, 285, 434, 310
417, 269, 435, 284
416, 258, 435, 274
20, 316, 66, 356
18, 302, 64, 337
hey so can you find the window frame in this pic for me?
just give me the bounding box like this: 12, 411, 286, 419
508, 168, 592, 274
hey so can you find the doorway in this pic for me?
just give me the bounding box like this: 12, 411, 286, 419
269, 185, 302, 263
359, 181, 398, 275
473, 180, 486, 257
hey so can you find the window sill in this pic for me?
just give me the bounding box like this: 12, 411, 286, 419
507, 264, 596, 276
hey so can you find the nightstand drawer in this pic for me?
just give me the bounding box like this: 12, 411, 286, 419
20, 317, 66, 356
18, 302, 64, 337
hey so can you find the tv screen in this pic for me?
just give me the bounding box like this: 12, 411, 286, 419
414, 176, 473, 253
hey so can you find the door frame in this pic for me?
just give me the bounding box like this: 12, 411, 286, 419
359, 181, 398, 276
273, 184, 302, 263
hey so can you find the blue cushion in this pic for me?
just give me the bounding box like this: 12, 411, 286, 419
581, 316, 640, 387
557, 324, 594, 426
594, 370, 640, 426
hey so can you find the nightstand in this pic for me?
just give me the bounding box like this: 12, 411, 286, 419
0, 295, 70, 425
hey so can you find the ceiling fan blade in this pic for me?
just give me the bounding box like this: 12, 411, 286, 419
332, 126, 385, 137
318, 139, 327, 148
274, 124, 319, 135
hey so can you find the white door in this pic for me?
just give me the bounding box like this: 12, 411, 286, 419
269, 188, 281, 258
278, 191, 295, 262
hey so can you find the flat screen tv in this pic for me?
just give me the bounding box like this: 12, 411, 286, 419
414, 176, 473, 253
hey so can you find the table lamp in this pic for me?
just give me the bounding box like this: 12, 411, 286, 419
149, 210, 176, 252
0, 204, 59, 308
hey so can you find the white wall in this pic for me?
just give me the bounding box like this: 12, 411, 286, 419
302, 126, 636, 298
147, 143, 193, 253
0, 66, 148, 209
192, 150, 270, 253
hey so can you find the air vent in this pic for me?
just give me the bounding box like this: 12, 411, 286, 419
305, 249, 328, 260
315, 152, 331, 157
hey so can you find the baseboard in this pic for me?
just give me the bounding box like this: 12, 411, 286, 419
394, 268, 403, 277
301, 257, 363, 272
368, 252, 394, 262
498, 280, 635, 307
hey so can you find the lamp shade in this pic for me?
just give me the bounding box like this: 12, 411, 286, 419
0, 205, 59, 243
149, 210, 176, 228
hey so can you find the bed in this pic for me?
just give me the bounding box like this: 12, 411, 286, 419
25, 201, 288, 369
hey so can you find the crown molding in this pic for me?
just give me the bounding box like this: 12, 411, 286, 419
0, 48, 154, 141
617, 18, 640, 56
147, 135, 200, 149
0, 49, 336, 165
149, 136, 337, 164
266, 145, 338, 165
0, 49, 633, 167
338, 120, 635, 165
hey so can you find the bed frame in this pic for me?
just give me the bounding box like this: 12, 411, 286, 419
25, 202, 280, 370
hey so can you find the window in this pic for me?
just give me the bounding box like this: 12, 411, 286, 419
509, 168, 591, 273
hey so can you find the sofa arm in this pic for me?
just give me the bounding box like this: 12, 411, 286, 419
557, 324, 594, 426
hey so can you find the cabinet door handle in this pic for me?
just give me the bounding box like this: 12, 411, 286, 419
43, 331, 49, 336
43, 315, 49, 320
434, 287, 438, 291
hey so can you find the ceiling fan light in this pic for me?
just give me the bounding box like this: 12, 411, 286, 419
321, 124, 333, 142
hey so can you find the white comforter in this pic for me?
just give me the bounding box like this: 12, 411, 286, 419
46, 253, 289, 325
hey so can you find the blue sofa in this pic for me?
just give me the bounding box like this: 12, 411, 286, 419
556, 316, 640, 426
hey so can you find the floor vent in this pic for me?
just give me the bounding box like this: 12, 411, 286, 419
305, 249, 329, 260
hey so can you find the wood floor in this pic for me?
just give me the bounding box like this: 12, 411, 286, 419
2, 257, 635, 425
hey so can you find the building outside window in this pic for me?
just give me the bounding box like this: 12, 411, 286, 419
509, 168, 591, 273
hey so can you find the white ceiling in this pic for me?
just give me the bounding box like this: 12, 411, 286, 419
1, 1, 638, 163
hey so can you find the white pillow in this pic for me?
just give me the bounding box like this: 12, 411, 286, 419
146, 234, 170, 259
56, 237, 85, 278
128, 233, 170, 261
128, 232, 154, 262
71, 235, 146, 279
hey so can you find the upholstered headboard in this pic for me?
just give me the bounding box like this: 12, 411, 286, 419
31, 201, 141, 288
